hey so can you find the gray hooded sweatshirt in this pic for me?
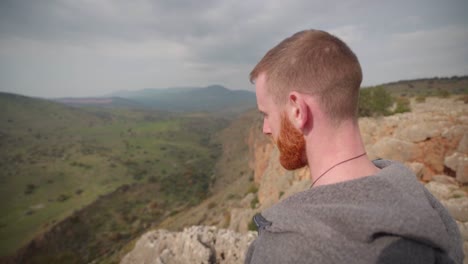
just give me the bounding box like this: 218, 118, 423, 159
245, 160, 463, 264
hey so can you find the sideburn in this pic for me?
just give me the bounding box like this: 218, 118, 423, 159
276, 113, 307, 170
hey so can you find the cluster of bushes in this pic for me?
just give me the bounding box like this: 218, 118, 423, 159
358, 86, 411, 117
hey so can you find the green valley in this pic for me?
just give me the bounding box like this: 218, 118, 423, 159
0, 92, 229, 261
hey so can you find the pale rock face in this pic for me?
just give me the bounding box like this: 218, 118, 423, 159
240, 193, 255, 208
254, 147, 312, 210
121, 226, 257, 264
406, 162, 425, 179
359, 117, 395, 146
446, 152, 464, 171
442, 125, 468, 141
458, 160, 468, 183
445, 152, 468, 183
442, 197, 468, 222
432, 174, 460, 185
255, 148, 289, 208
394, 121, 446, 143
370, 137, 421, 162
424, 181, 459, 201
228, 208, 255, 233
458, 133, 468, 154
458, 221, 468, 242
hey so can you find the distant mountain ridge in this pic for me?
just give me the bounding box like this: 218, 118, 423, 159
49, 75, 468, 112
54, 97, 142, 108
56, 85, 256, 114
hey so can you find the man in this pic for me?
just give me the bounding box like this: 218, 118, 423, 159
245, 30, 463, 264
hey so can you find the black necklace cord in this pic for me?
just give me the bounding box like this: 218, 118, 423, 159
310, 152, 367, 188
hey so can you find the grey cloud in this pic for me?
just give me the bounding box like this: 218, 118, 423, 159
0, 0, 467, 97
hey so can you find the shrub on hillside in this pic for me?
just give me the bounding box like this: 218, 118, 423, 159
247, 184, 258, 194
415, 95, 426, 103
358, 86, 411, 116
393, 97, 411, 114
436, 89, 450, 98
250, 195, 259, 209
248, 219, 257, 231
358, 86, 393, 117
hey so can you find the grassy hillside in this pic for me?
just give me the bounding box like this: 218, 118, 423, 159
145, 109, 260, 232
0, 92, 228, 259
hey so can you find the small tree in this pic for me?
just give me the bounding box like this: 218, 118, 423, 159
358, 86, 394, 117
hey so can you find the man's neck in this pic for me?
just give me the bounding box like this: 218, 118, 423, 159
305, 119, 380, 187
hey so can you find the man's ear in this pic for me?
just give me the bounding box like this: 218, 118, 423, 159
287, 91, 310, 130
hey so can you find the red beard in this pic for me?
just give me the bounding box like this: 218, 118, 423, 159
276, 113, 307, 170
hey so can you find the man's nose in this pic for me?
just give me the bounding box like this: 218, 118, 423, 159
262, 119, 271, 135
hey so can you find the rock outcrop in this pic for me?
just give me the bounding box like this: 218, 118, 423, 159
121, 226, 256, 264
250, 98, 467, 207
244, 97, 468, 261
123, 97, 468, 263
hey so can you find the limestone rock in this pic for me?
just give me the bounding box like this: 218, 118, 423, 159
445, 152, 468, 183
121, 226, 257, 264
229, 208, 256, 233
458, 159, 468, 184
425, 181, 458, 201
406, 162, 425, 180
252, 143, 274, 184
432, 174, 459, 186
240, 193, 255, 208
442, 197, 468, 222
457, 221, 468, 241
442, 125, 468, 141
445, 152, 464, 171
452, 190, 468, 198
458, 133, 468, 154
370, 137, 420, 162
394, 122, 445, 143
256, 148, 292, 208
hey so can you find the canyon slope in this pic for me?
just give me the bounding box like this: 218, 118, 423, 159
124, 96, 468, 263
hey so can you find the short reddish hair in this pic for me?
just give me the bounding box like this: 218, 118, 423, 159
250, 30, 362, 121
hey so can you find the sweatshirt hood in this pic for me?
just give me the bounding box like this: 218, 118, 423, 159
261, 160, 458, 257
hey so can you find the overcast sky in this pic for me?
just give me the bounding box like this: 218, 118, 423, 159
1, 0, 467, 98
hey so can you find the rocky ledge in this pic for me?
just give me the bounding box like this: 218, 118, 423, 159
121, 226, 257, 264
122, 97, 468, 264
